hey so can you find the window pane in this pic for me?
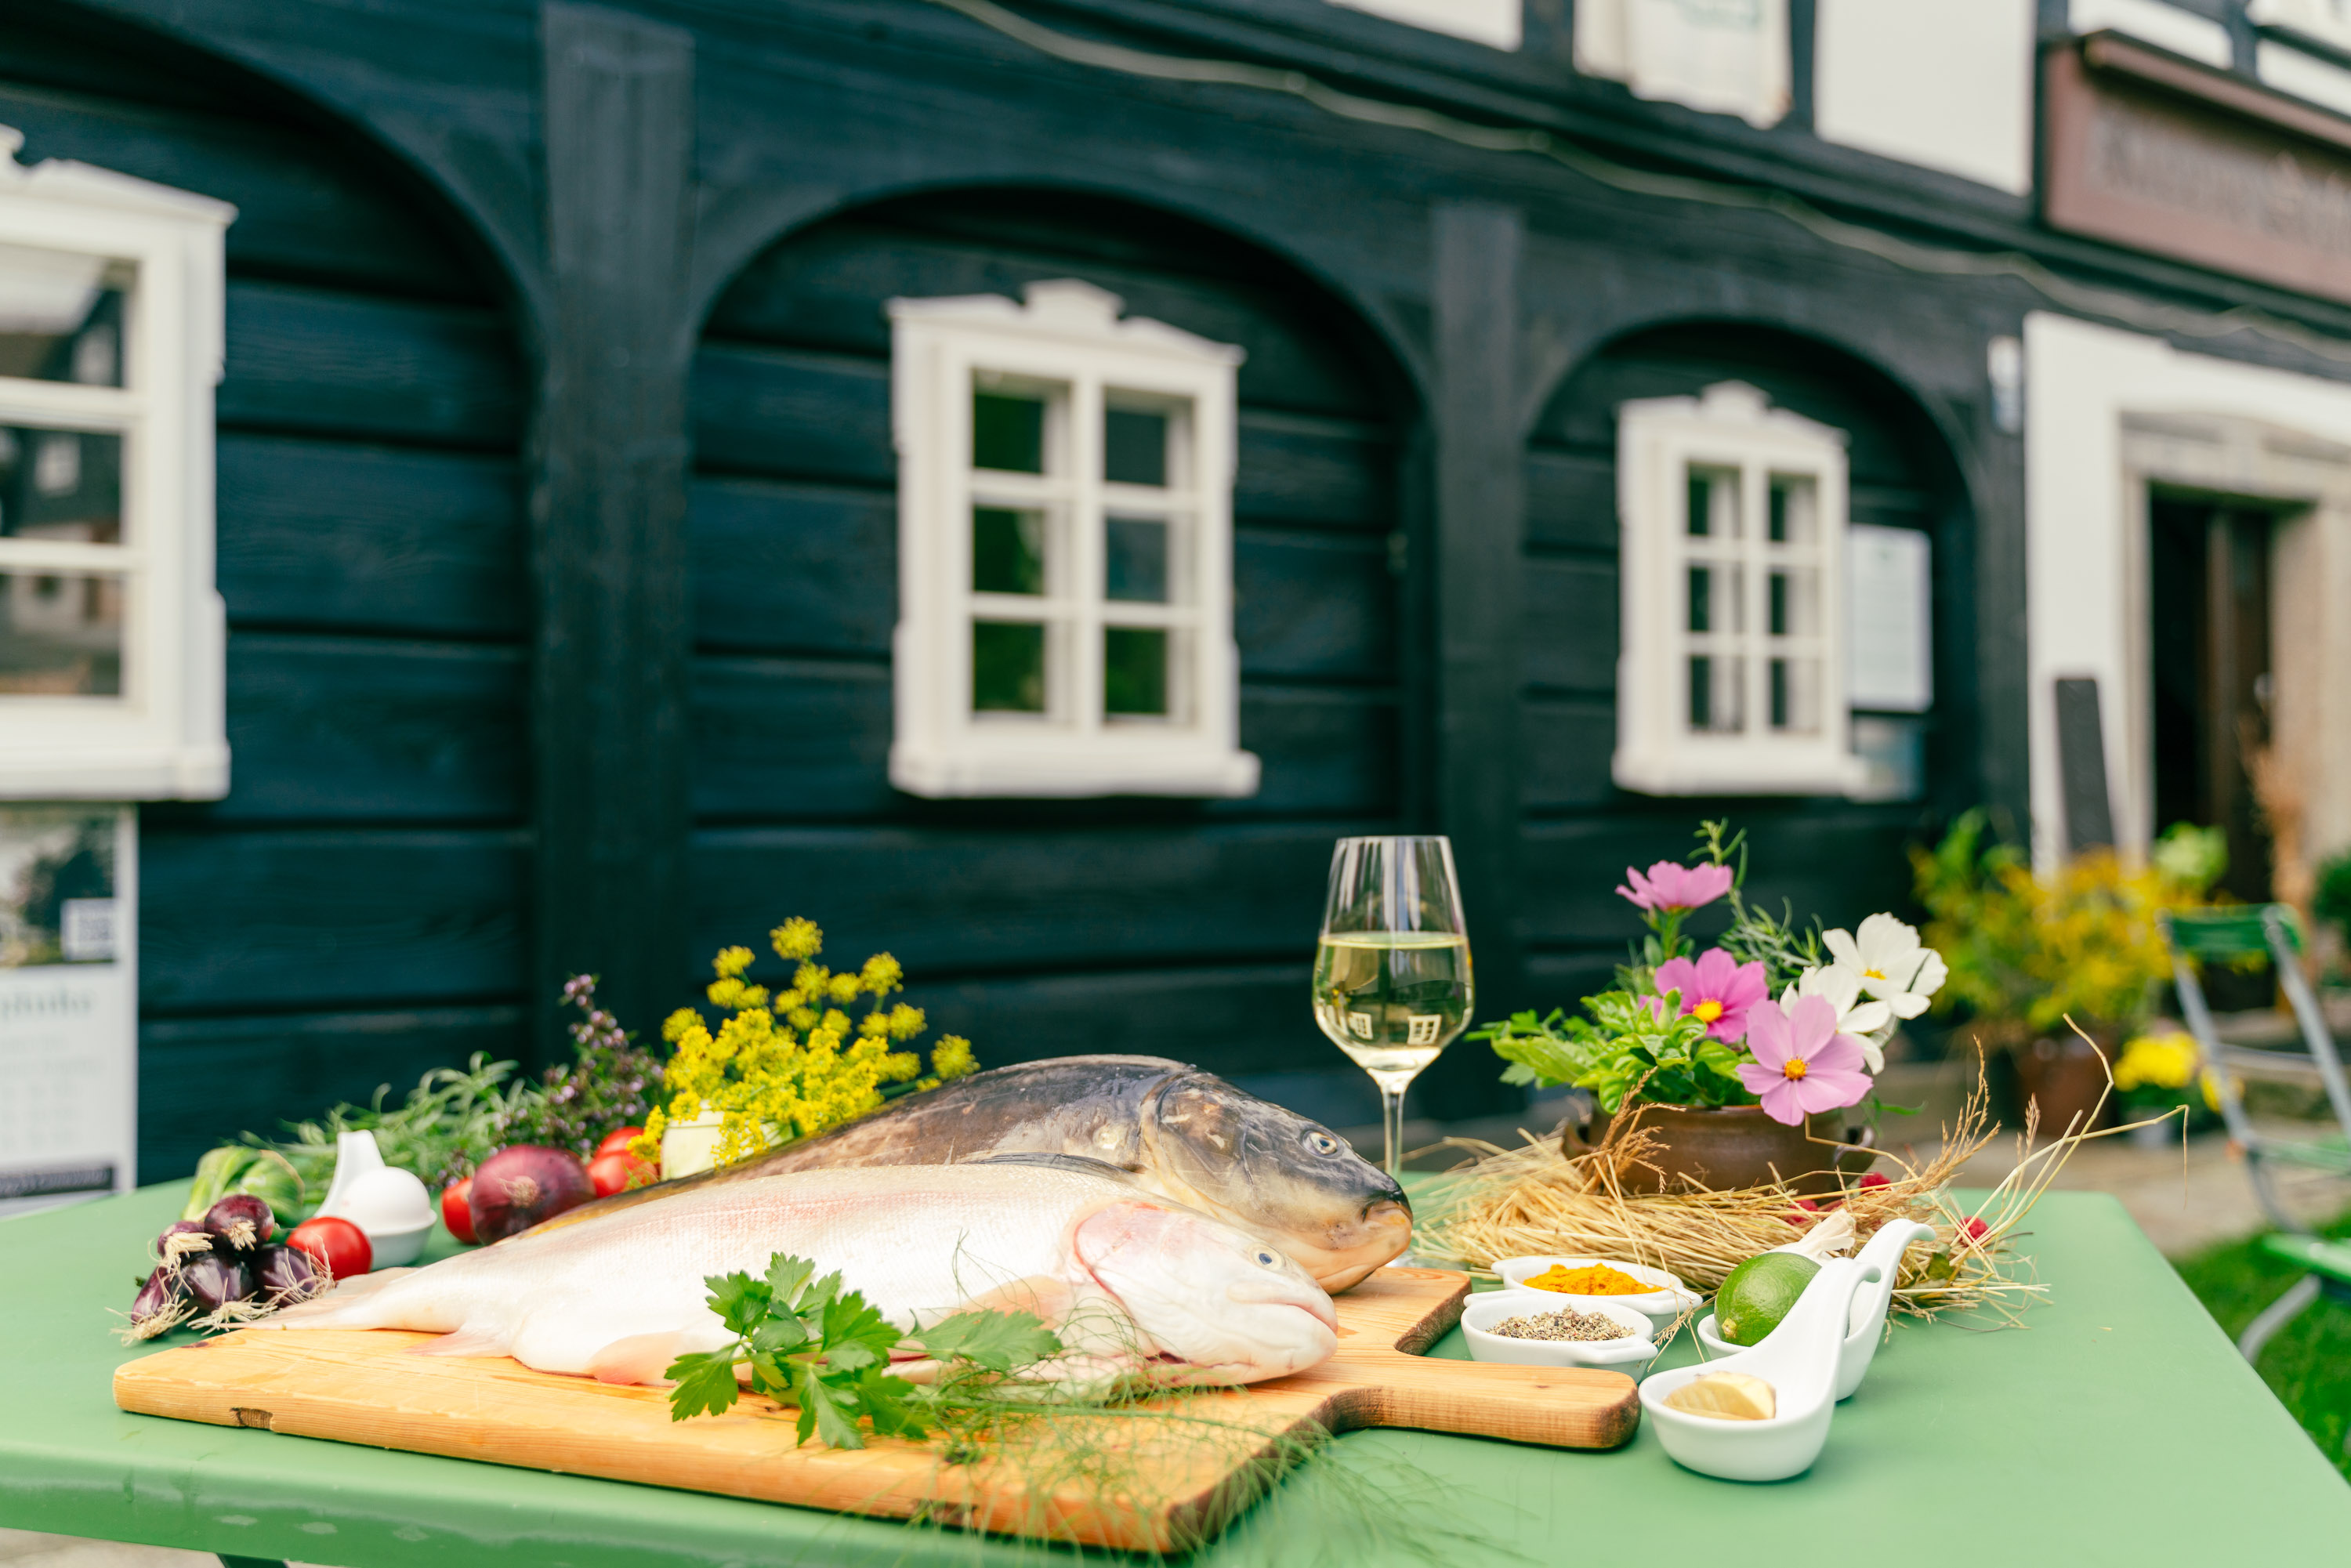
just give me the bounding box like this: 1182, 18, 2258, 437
1768, 475, 1815, 545
1104, 626, 1168, 716
0, 426, 124, 545
1768, 567, 1817, 638
0, 570, 122, 695
1686, 561, 1741, 636
1687, 654, 1743, 734
0, 243, 127, 387
973, 621, 1047, 712
1686, 466, 1737, 538
1106, 516, 1168, 603
1770, 657, 1820, 733
973, 390, 1045, 473
972, 506, 1045, 595
1103, 407, 1168, 487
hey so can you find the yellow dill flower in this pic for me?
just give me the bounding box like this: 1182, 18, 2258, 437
819, 1009, 851, 1037
881, 1050, 921, 1082
713, 945, 755, 980
887, 1003, 926, 1041
857, 1009, 891, 1037
787, 1005, 819, 1032
860, 954, 904, 996
707, 976, 748, 1009
827, 971, 863, 1004
793, 962, 829, 996
662, 1007, 704, 1045
773, 918, 823, 961
933, 1035, 977, 1080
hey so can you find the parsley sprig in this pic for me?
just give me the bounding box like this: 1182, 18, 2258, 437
665, 1253, 1063, 1448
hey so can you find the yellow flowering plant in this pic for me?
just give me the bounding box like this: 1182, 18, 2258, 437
632, 918, 978, 1168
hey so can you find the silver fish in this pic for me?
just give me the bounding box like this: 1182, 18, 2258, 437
542, 1056, 1412, 1291
270, 1163, 1339, 1391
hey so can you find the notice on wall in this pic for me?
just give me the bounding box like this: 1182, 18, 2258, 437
0, 806, 135, 1218
1847, 524, 1933, 714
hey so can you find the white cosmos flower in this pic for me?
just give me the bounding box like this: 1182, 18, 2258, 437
1823, 914, 1948, 1022
1778, 965, 1896, 1071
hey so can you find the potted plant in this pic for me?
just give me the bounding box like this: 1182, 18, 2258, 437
1476, 821, 1945, 1195
1911, 814, 2215, 1135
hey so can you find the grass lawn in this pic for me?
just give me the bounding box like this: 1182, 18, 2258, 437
2175, 1211, 2351, 1479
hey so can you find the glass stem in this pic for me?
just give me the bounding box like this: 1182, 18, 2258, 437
1381, 1081, 1407, 1179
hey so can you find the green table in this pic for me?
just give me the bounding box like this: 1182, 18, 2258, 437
5, 1182, 2346, 1566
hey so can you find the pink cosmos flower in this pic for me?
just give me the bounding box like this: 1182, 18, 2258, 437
1652, 948, 1768, 1042
1734, 996, 1874, 1127
1616, 860, 1734, 914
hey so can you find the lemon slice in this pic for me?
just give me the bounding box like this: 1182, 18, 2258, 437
1662, 1372, 1776, 1421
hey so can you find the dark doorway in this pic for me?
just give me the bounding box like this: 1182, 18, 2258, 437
2149, 494, 2275, 906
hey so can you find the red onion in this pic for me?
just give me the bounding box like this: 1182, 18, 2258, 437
252, 1244, 323, 1305
469, 1145, 593, 1244
182, 1251, 253, 1312
204, 1193, 277, 1251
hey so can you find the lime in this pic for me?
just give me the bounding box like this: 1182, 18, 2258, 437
1715, 1251, 1820, 1346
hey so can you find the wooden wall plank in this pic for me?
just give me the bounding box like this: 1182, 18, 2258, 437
219, 281, 523, 447
691, 476, 894, 656
1233, 528, 1394, 679
1431, 202, 1527, 1115
532, 2, 699, 1056
904, 962, 1317, 1079
0, 81, 487, 302
140, 831, 527, 1012
218, 435, 523, 637
138, 1006, 526, 1179
690, 658, 1398, 821
692, 820, 1371, 978
1521, 558, 1617, 693
1520, 695, 1615, 812
161, 635, 525, 824
1517, 810, 1918, 951
705, 215, 1387, 418
1524, 446, 1615, 552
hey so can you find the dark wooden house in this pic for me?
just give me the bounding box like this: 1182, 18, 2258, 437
4, 0, 2350, 1179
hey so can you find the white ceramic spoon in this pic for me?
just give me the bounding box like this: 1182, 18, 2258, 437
1695, 1218, 1939, 1400
1640, 1257, 1882, 1482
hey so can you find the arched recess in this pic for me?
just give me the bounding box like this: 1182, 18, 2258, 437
2, 3, 534, 1175
1516, 319, 1977, 1006
683, 184, 1422, 1114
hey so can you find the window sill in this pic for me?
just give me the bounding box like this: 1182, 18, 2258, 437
1612, 746, 1868, 798
890, 741, 1261, 799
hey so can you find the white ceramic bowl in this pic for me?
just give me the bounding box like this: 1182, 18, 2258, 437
1460, 1291, 1657, 1369
361, 1217, 434, 1267
1493, 1255, 1702, 1334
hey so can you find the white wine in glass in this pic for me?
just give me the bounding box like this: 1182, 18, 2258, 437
1313, 836, 1474, 1179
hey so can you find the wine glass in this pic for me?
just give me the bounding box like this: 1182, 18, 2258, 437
1312, 835, 1475, 1179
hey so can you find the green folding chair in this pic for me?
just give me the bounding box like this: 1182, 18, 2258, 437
2161, 905, 2351, 1366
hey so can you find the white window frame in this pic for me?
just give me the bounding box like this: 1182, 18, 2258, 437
1614, 381, 1867, 796
887, 279, 1259, 798
0, 126, 233, 799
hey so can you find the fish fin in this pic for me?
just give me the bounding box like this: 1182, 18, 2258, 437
965, 1152, 1139, 1182
585, 1331, 697, 1386
409, 1324, 510, 1359
262, 1267, 417, 1327
949, 1273, 1077, 1323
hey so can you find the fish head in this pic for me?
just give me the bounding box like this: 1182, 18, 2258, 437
1139, 1074, 1413, 1291
1072, 1200, 1338, 1382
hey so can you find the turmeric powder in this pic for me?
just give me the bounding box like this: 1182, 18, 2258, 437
1520, 1262, 1655, 1296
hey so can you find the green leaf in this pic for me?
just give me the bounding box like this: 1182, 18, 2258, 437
749, 1314, 810, 1356
704, 1271, 772, 1336
819, 1292, 905, 1372
764, 1253, 816, 1308
665, 1349, 744, 1421
917, 1308, 1063, 1374
796, 1367, 866, 1450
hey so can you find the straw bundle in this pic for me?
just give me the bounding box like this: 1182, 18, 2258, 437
1417, 1059, 2139, 1323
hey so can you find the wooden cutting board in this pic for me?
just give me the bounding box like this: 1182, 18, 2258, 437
114, 1266, 1639, 1552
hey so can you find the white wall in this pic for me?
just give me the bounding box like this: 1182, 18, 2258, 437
1327, 0, 1522, 50
2025, 313, 2351, 867
1815, 0, 2036, 193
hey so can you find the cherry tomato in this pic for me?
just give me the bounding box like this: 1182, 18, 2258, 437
595, 1127, 646, 1160
287, 1215, 371, 1280
588, 1149, 656, 1197
440, 1177, 477, 1244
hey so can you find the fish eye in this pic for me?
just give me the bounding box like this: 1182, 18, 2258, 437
1254, 1250, 1279, 1268
1305, 1131, 1340, 1157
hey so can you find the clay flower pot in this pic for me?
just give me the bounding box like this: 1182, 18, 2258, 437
2009, 1028, 2116, 1136
1563, 1102, 1875, 1197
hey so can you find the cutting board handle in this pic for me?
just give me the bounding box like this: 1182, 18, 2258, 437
1326, 1358, 1641, 1449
